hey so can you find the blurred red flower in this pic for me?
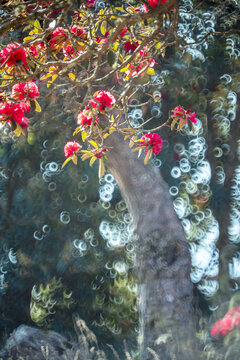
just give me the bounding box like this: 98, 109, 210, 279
93, 90, 116, 112
64, 141, 82, 157
211, 306, 240, 338
12, 82, 39, 101
0, 43, 27, 68
139, 133, 163, 155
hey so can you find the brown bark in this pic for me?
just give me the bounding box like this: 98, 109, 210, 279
106, 133, 197, 360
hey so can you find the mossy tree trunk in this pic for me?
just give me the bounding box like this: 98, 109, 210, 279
106, 133, 197, 359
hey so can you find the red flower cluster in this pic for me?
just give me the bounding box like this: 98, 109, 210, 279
139, 133, 163, 155
211, 307, 240, 338
47, 26, 86, 46
77, 91, 115, 127
77, 111, 97, 127
173, 106, 197, 124
94, 147, 107, 159
47, 27, 68, 47
86, 0, 95, 6
124, 41, 139, 53
147, 0, 168, 7
63, 46, 83, 59
47, 26, 87, 58
29, 42, 45, 58
64, 141, 82, 157
0, 101, 30, 128
120, 29, 128, 37
24, 0, 52, 12
125, 47, 156, 78
95, 31, 110, 45
93, 90, 116, 112
0, 43, 27, 68
12, 82, 39, 101
70, 25, 87, 38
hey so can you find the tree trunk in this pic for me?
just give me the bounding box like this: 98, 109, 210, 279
106, 133, 197, 359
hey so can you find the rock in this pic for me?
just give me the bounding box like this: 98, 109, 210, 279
0, 325, 75, 360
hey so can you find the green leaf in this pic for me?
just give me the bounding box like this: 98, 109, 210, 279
115, 104, 123, 110
23, 25, 32, 32
34, 100, 41, 112
113, 42, 119, 51
100, 21, 107, 36
34, 19, 42, 33
23, 36, 35, 43
120, 67, 129, 73
155, 42, 162, 50
131, 146, 142, 152
47, 74, 58, 87
82, 130, 88, 142
68, 72, 75, 81
73, 127, 81, 136
89, 156, 97, 166
62, 157, 72, 169
177, 118, 186, 131
171, 118, 179, 130
89, 140, 98, 148
107, 51, 115, 67
98, 158, 105, 178
72, 154, 78, 165
27, 133, 36, 145
144, 149, 153, 164
129, 135, 137, 148
146, 68, 155, 76
187, 118, 193, 131
81, 152, 94, 161
14, 126, 22, 137
40, 73, 52, 80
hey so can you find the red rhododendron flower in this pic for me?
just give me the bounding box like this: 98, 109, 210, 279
173, 106, 197, 124
25, 0, 52, 12
0, 43, 27, 68
12, 82, 39, 101
173, 106, 185, 117
88, 100, 98, 110
211, 307, 240, 338
0, 101, 30, 127
86, 0, 95, 6
62, 45, 83, 59
124, 41, 139, 53
139, 133, 163, 155
95, 31, 110, 45
47, 27, 68, 47
135, 4, 148, 12
125, 47, 156, 78
77, 111, 98, 127
70, 25, 86, 38
143, 4, 149, 11
64, 141, 82, 157
120, 29, 128, 37
211, 318, 233, 337
94, 147, 107, 159
29, 42, 45, 57
93, 91, 116, 112
186, 109, 197, 124
147, 0, 168, 8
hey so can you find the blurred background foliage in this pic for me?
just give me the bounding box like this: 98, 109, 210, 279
0, 0, 240, 358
